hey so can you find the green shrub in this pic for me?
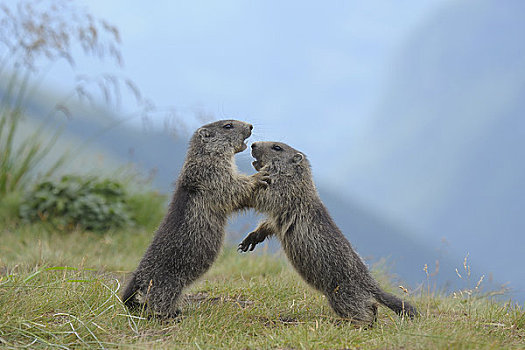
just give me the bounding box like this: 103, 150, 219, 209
19, 175, 136, 232
127, 190, 167, 230
0, 191, 23, 225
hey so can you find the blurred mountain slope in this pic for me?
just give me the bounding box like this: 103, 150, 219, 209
344, 0, 525, 297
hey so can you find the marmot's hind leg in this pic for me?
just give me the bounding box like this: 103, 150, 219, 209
326, 291, 377, 325
141, 282, 183, 319
121, 274, 141, 309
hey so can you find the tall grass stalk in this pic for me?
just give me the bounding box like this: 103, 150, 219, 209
0, 1, 149, 195
0, 70, 66, 194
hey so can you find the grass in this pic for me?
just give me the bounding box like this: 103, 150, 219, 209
0, 226, 524, 349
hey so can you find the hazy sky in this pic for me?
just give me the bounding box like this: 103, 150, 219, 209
42, 0, 453, 233
67, 0, 447, 184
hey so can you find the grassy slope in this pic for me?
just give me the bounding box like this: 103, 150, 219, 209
0, 226, 524, 349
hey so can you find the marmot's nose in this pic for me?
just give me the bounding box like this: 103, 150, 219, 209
251, 143, 256, 149
249, 124, 253, 131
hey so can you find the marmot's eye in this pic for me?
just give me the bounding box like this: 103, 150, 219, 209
223, 123, 233, 129
272, 145, 282, 151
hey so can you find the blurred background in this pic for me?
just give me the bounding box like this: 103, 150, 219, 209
1, 0, 523, 301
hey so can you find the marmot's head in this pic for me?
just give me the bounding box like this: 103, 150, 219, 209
251, 141, 309, 175
193, 119, 253, 154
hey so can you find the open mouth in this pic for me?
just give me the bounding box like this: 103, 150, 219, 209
251, 147, 263, 170
252, 160, 262, 171
235, 132, 251, 153
235, 142, 248, 153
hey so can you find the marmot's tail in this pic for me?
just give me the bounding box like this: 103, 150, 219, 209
374, 288, 418, 318
121, 274, 140, 309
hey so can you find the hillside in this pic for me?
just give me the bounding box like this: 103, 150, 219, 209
343, 0, 525, 300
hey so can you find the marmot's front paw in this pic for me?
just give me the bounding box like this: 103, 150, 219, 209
238, 231, 267, 252
252, 171, 271, 188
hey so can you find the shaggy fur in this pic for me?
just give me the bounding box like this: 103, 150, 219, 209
239, 141, 418, 324
122, 120, 267, 318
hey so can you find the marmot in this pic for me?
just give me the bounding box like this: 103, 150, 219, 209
122, 120, 268, 318
238, 141, 418, 324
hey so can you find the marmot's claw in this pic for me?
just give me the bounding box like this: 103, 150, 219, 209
238, 242, 248, 253
260, 175, 271, 185
253, 171, 271, 188
257, 180, 269, 189
238, 232, 260, 253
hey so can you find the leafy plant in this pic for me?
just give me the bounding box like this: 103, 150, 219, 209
19, 175, 135, 232
0, 190, 23, 225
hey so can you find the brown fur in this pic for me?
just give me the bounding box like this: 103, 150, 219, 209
122, 120, 268, 318
239, 141, 418, 324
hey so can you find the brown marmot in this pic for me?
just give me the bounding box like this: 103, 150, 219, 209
239, 141, 418, 324
122, 120, 268, 318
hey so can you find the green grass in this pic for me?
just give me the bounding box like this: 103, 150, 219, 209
0, 226, 524, 349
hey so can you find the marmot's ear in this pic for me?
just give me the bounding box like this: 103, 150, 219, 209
292, 153, 304, 164
198, 127, 215, 139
